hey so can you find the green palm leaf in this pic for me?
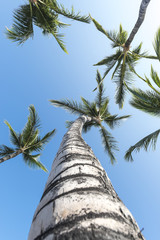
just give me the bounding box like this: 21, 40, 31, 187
50, 99, 86, 115
128, 87, 160, 116
22, 105, 40, 146
153, 27, 160, 61
53, 3, 90, 23
150, 65, 160, 88
99, 126, 118, 164
104, 115, 130, 129
125, 129, 160, 162
81, 97, 98, 116
91, 16, 118, 44
23, 152, 48, 172
6, 4, 33, 44
6, 0, 90, 52
4, 121, 21, 148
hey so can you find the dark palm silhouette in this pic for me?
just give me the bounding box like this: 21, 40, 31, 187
50, 70, 130, 163
0, 105, 55, 171
6, 0, 90, 53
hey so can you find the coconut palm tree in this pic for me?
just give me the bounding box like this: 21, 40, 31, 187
51, 70, 130, 163
91, 0, 155, 108
125, 28, 160, 161
28, 72, 144, 240
6, 0, 90, 53
0, 105, 55, 172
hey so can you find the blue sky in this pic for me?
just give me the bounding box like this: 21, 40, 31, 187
0, 0, 160, 239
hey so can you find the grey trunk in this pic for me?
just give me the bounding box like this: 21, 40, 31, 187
125, 0, 151, 48
0, 149, 22, 164
28, 116, 145, 240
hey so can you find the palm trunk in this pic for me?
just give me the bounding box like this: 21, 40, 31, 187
28, 115, 145, 240
125, 0, 151, 48
0, 149, 22, 164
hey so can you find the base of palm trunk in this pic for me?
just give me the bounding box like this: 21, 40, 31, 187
28, 117, 144, 240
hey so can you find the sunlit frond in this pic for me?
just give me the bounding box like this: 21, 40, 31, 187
125, 129, 160, 162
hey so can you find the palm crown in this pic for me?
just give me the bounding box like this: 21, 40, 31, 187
91, 17, 156, 109
0, 105, 55, 172
125, 28, 160, 161
50, 70, 130, 164
6, 0, 90, 53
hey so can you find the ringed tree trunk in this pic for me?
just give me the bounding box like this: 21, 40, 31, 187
28, 115, 145, 240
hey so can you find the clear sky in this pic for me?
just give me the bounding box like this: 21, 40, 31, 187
0, 0, 160, 239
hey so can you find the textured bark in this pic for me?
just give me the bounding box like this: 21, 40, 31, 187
125, 0, 151, 48
28, 116, 145, 240
0, 149, 22, 164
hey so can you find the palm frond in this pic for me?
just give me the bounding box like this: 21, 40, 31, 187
50, 99, 86, 115
153, 27, 160, 61
23, 152, 48, 172
40, 129, 56, 145
22, 105, 40, 145
99, 126, 118, 164
81, 97, 98, 117
128, 87, 160, 116
82, 120, 99, 133
99, 98, 110, 118
4, 121, 21, 148
6, 4, 33, 44
111, 24, 128, 48
150, 65, 160, 88
90, 16, 116, 43
104, 115, 130, 129
125, 128, 160, 161
0, 145, 15, 157
32, 3, 68, 53
53, 3, 90, 23
114, 61, 127, 108
95, 70, 105, 107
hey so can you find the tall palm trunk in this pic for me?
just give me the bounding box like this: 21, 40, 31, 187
28, 115, 144, 240
125, 0, 151, 48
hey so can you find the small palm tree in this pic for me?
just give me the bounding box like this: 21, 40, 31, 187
91, 0, 155, 108
125, 28, 160, 161
6, 0, 90, 53
50, 70, 130, 163
0, 105, 55, 171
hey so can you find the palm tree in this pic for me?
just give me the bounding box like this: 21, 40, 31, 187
125, 28, 160, 161
0, 105, 55, 172
51, 70, 130, 163
6, 0, 90, 53
28, 72, 144, 240
91, 0, 155, 108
